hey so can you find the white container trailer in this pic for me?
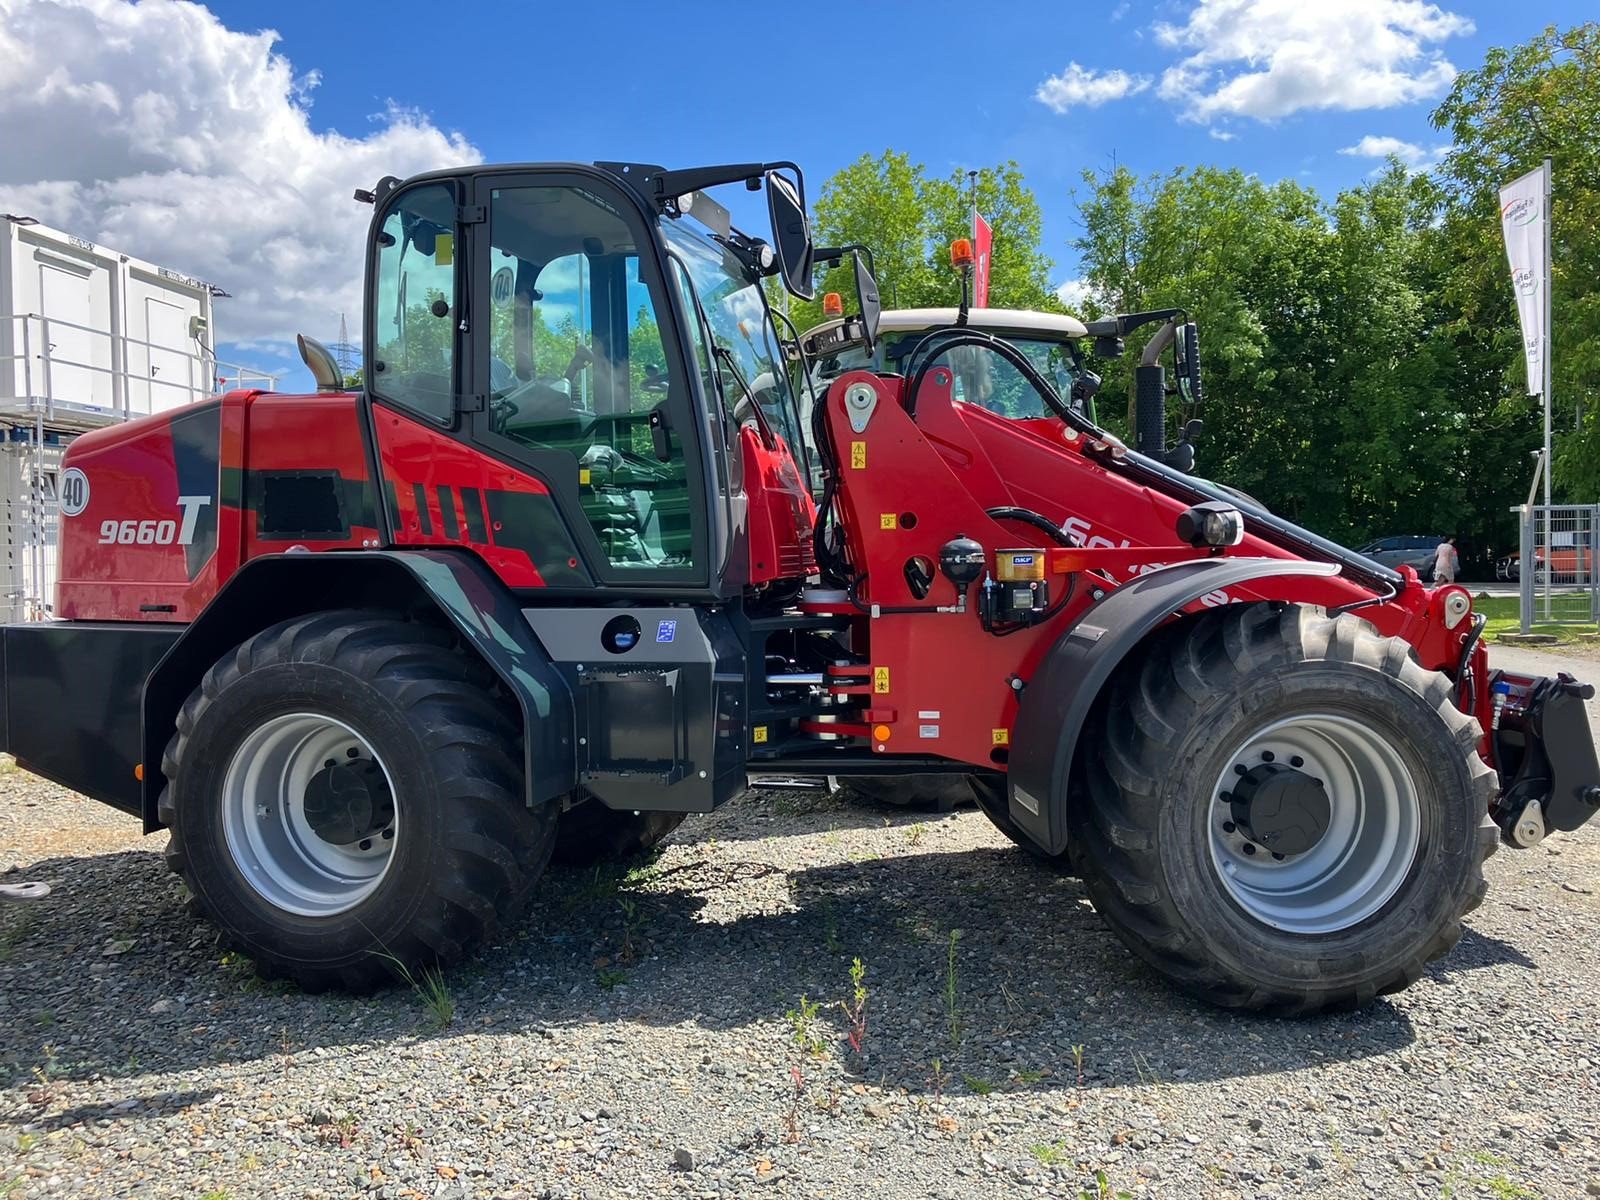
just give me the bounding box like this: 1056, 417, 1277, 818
0, 214, 274, 426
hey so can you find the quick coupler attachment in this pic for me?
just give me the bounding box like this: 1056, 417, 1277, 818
1488, 670, 1600, 847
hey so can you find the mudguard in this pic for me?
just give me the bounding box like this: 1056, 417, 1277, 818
140, 550, 575, 830
1008, 557, 1342, 855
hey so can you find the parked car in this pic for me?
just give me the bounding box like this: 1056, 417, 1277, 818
1498, 547, 1594, 583
1356, 535, 1447, 575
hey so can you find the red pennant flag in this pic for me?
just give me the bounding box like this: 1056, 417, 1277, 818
972, 211, 992, 308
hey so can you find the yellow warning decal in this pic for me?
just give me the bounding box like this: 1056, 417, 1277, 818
851, 441, 867, 469
579, 468, 591, 486
752, 725, 768, 744
434, 233, 454, 266
880, 513, 897, 530
873, 666, 890, 694
992, 728, 1010, 746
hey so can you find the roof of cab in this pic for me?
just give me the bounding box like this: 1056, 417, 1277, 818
803, 306, 1089, 342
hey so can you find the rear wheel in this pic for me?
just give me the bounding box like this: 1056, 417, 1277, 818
553, 796, 686, 866
839, 775, 975, 813
1069, 603, 1496, 1013
160, 611, 556, 992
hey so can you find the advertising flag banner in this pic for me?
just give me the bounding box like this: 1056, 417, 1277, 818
1499, 164, 1548, 395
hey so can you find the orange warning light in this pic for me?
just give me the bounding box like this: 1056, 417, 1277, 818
950, 238, 974, 268
822, 291, 844, 316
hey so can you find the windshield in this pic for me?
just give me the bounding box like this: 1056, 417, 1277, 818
662, 219, 806, 458
806, 328, 1081, 420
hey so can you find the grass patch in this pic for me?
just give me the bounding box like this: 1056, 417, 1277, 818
1475, 594, 1599, 642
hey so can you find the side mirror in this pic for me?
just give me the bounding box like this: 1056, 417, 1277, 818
1176, 321, 1203, 405
853, 252, 881, 354
766, 171, 815, 300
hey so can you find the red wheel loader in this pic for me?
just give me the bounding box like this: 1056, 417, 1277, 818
2, 160, 1595, 1011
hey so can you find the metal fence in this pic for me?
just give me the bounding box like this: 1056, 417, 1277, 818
1518, 503, 1600, 630
0, 312, 277, 427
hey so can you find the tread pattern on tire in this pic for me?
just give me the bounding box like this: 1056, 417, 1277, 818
1068, 603, 1498, 1015
158, 609, 556, 992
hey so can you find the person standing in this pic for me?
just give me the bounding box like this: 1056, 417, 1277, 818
1433, 536, 1460, 585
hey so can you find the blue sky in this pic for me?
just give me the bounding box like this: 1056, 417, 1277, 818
2, 0, 1587, 392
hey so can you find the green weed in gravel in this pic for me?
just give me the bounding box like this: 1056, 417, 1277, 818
786, 995, 827, 1057
944, 928, 963, 1045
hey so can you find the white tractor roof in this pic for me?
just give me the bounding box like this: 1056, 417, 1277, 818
803, 306, 1089, 343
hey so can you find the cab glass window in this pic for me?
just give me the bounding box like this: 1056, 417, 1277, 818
371, 184, 457, 423
486, 185, 692, 569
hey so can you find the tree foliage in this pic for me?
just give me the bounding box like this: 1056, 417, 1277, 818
1063, 22, 1598, 562
793, 151, 1058, 328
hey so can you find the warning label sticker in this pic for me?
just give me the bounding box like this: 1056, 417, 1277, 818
873, 666, 890, 694
851, 442, 867, 469
991, 728, 1010, 746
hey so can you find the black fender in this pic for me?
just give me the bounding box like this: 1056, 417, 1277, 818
1007, 557, 1342, 855
140, 550, 575, 831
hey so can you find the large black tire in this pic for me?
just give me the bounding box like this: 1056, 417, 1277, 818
1069, 603, 1497, 1014
159, 611, 556, 992
553, 796, 686, 866
969, 775, 1072, 870
839, 775, 975, 813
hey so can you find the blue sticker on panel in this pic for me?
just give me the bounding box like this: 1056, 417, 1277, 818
656, 619, 677, 643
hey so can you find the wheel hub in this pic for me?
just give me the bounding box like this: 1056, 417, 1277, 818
1227, 762, 1330, 856
1207, 713, 1421, 934
303, 757, 394, 846
221, 712, 399, 917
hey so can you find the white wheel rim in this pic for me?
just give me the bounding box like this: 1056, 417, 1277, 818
1207, 713, 1420, 934
221, 712, 398, 917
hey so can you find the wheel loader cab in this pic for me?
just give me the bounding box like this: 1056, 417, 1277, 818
364, 163, 816, 595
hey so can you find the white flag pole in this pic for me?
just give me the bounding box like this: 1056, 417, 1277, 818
1541, 155, 1552, 509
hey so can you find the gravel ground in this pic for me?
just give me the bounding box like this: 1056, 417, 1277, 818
1, 646, 1597, 1200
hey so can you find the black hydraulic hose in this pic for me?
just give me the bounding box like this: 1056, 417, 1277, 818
902, 328, 1071, 422
985, 506, 1081, 548
847, 575, 941, 616
1454, 612, 1487, 714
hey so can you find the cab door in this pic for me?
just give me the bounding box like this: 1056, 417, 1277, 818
464, 170, 716, 592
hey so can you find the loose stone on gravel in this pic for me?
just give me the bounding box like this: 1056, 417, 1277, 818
2, 758, 1599, 1199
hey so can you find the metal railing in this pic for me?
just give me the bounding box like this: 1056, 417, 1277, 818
1518, 503, 1600, 631
0, 312, 277, 426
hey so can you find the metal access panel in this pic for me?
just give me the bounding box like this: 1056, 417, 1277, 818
521, 606, 748, 813
1520, 504, 1599, 629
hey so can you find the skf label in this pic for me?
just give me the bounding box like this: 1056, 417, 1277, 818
850, 441, 867, 469
872, 666, 890, 694
879, 513, 897, 530
752, 725, 768, 744
992, 728, 1010, 746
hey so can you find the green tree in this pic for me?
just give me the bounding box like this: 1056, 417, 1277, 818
1431, 22, 1600, 499
795, 151, 1057, 327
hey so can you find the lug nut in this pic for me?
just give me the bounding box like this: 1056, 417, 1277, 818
1260, 750, 1275, 763
1234, 764, 1247, 776
1222, 821, 1236, 834
1290, 755, 1304, 768
358, 839, 372, 851
346, 747, 361, 759
1242, 843, 1257, 855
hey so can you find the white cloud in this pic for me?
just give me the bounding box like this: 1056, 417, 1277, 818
1035, 62, 1151, 112
1209, 129, 1238, 142
1338, 134, 1450, 167
1154, 0, 1474, 122
0, 0, 478, 349
1055, 279, 1091, 309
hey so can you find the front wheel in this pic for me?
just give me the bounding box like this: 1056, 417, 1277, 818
1070, 603, 1496, 1014
159, 611, 556, 992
